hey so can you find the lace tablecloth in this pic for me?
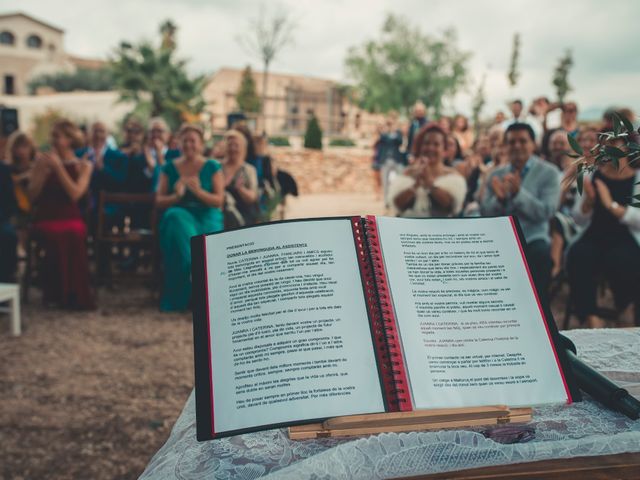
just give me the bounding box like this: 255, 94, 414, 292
140, 329, 640, 479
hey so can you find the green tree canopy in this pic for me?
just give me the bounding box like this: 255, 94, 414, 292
236, 66, 261, 113
109, 20, 206, 130
344, 14, 470, 115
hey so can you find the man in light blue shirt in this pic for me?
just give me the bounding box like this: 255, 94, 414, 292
480, 123, 560, 296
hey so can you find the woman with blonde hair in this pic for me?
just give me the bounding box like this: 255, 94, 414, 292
221, 129, 259, 229
29, 119, 95, 309
5, 130, 36, 228
156, 124, 225, 311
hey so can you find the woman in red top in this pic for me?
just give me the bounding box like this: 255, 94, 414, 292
29, 119, 95, 309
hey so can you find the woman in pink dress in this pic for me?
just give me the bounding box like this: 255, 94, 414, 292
29, 119, 95, 309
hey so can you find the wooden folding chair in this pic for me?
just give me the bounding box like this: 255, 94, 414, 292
95, 192, 159, 291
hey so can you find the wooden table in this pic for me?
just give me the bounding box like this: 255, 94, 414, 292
401, 452, 640, 479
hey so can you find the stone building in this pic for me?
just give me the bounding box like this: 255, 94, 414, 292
0, 12, 104, 96
0, 12, 72, 95
203, 67, 377, 139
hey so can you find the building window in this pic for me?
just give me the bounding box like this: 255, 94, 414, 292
4, 75, 15, 95
0, 31, 15, 45
26, 34, 43, 49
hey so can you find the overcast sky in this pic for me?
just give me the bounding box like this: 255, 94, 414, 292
10, 0, 640, 120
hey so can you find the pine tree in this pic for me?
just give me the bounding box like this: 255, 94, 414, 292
552, 50, 573, 104
507, 33, 521, 88
304, 114, 323, 150
236, 66, 261, 113
471, 75, 486, 136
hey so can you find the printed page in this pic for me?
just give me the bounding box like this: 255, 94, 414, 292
205, 219, 385, 433
375, 216, 569, 409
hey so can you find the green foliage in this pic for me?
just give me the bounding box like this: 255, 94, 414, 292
236, 66, 261, 113
28, 67, 115, 94
304, 115, 323, 150
471, 75, 486, 136
508, 33, 521, 88
568, 111, 640, 201
552, 50, 573, 104
344, 14, 470, 115
268, 136, 290, 146
329, 137, 356, 147
109, 20, 206, 131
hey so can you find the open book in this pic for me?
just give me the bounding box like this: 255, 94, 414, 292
191, 216, 579, 440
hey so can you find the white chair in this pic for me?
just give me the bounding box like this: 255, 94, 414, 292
0, 283, 21, 336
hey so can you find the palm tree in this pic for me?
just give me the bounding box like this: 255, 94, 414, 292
160, 20, 177, 51
110, 21, 205, 129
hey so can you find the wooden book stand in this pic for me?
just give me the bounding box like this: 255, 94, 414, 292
288, 405, 532, 439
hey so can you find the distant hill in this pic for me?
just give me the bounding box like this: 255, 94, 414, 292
578, 106, 605, 122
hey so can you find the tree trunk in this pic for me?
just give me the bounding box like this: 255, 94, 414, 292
261, 61, 269, 135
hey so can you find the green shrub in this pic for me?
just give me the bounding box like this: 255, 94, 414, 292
304, 115, 323, 150
329, 137, 356, 147
268, 136, 291, 147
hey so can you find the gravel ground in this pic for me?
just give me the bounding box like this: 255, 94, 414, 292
0, 285, 194, 480
0, 193, 633, 479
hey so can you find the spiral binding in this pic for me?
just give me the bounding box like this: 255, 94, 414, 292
351, 216, 412, 412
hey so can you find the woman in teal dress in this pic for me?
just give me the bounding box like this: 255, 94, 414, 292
156, 124, 225, 311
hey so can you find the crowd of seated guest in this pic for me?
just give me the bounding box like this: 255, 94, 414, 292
375, 101, 638, 328
0, 116, 291, 312
2, 101, 637, 326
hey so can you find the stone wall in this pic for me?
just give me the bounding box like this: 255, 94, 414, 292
270, 146, 376, 194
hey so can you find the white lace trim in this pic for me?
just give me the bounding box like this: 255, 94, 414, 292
140, 328, 640, 479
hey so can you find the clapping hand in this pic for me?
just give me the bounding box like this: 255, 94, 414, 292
34, 152, 50, 170
144, 146, 156, 170
41, 151, 64, 172
152, 137, 164, 153
417, 162, 434, 188
491, 176, 507, 200
503, 172, 521, 195
234, 176, 245, 191
183, 176, 201, 193
174, 179, 187, 198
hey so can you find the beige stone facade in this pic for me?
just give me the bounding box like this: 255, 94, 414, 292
0, 12, 74, 95
203, 67, 382, 140
0, 12, 104, 97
